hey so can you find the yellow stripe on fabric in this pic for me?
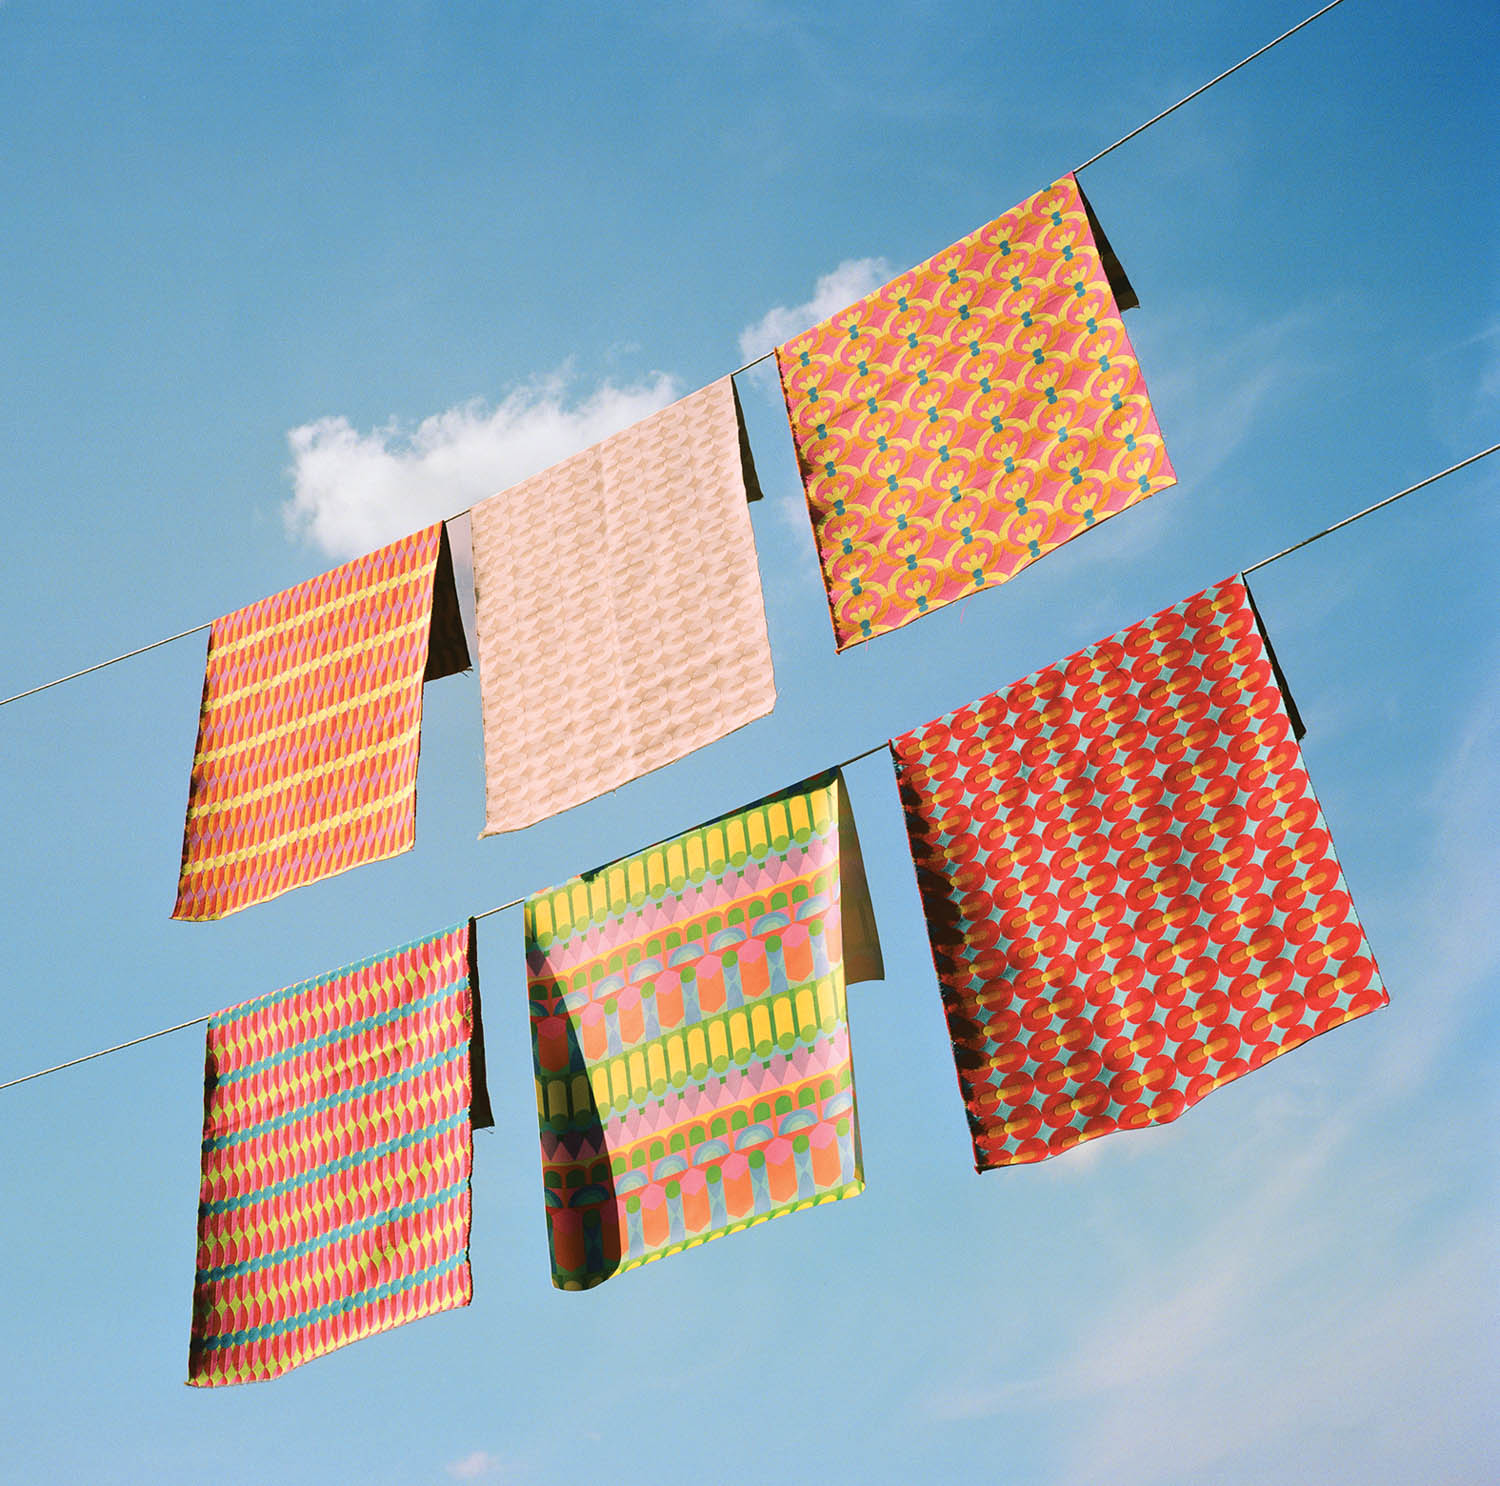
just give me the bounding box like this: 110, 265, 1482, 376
185, 724, 422, 822
202, 614, 431, 715
209, 564, 434, 662
179, 781, 416, 874
191, 674, 421, 767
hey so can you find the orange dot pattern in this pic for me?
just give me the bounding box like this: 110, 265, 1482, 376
776, 174, 1176, 649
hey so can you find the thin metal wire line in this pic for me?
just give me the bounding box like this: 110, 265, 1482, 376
1, 745, 894, 1090
1243, 443, 1500, 574
0, 622, 213, 708
0, 1015, 213, 1092
1074, 0, 1349, 173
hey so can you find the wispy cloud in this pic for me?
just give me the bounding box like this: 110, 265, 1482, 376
737, 257, 891, 362
282, 368, 680, 559
445, 1449, 516, 1481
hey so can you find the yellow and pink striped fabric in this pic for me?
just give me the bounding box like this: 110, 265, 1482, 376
172, 523, 469, 920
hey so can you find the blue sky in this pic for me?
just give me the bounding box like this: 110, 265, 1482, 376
1, 2, 1496, 1482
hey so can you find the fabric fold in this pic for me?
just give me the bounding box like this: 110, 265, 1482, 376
172, 522, 468, 921
524, 769, 882, 1289
187, 919, 489, 1386
470, 376, 775, 835
776, 173, 1176, 649
890, 576, 1386, 1170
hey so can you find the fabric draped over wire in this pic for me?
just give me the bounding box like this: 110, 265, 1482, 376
890, 577, 1386, 1169
173, 523, 469, 921
524, 770, 882, 1288
188, 921, 491, 1385
776, 174, 1176, 649
470, 377, 776, 835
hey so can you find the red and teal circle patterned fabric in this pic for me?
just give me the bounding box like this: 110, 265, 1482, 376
890, 577, 1387, 1170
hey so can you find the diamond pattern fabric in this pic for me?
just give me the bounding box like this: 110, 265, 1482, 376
890, 577, 1386, 1168
188, 921, 490, 1385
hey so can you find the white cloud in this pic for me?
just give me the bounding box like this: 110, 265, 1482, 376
445, 1450, 513, 1481
737, 257, 892, 363
282, 369, 681, 559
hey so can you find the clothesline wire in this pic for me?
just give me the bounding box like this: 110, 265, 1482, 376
1240, 443, 1500, 573
1072, 0, 1348, 173
0, 5, 1355, 714
0, 742, 894, 1094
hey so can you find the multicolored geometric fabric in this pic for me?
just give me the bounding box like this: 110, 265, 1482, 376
776, 174, 1176, 649
172, 522, 469, 921
890, 577, 1386, 1169
525, 770, 883, 1288
188, 921, 491, 1386
470, 377, 775, 835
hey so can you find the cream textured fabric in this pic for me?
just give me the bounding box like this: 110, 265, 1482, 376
470, 377, 776, 835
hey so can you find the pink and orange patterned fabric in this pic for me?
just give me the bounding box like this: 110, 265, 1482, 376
777, 174, 1176, 649
890, 577, 1386, 1169
173, 523, 469, 920
188, 921, 491, 1385
525, 771, 882, 1287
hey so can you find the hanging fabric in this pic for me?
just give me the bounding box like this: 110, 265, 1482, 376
890, 576, 1385, 1169
187, 921, 491, 1385
776, 174, 1176, 649
469, 377, 775, 835
524, 769, 882, 1288
172, 522, 469, 921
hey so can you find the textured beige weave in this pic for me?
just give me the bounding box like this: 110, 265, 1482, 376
470, 377, 776, 835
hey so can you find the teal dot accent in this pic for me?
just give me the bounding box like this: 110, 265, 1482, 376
1061, 244, 1074, 261
1015, 495, 1027, 514
866, 397, 878, 414
886, 475, 899, 491
999, 239, 1011, 255
960, 525, 972, 543
1028, 538, 1041, 557
815, 422, 827, 440
1031, 349, 1045, 366
833, 497, 846, 514
1075, 281, 1086, 297
938, 444, 949, 462
979, 376, 991, 394
808, 387, 819, 402
958, 304, 970, 320
969, 340, 981, 356
1010, 275, 1023, 292
841, 538, 852, 555
907, 332, 919, 349
850, 577, 862, 595
916, 595, 928, 611
897, 295, 908, 312
1124, 434, 1136, 452
848, 325, 859, 339
947, 267, 959, 284
857, 359, 868, 377
990, 416, 1004, 434
1044, 387, 1058, 404
1137, 475, 1150, 492
1004, 456, 1015, 474
824, 461, 836, 477
1111, 393, 1123, 411
1056, 427, 1068, 442
927, 407, 938, 424
876, 434, 888, 452
973, 568, 986, 585
1020, 310, 1033, 328
917, 368, 928, 385
949, 484, 963, 501
896, 513, 908, 530
799, 350, 810, 367
1051, 209, 1063, 226
905, 553, 917, 570
860, 617, 872, 636
1083, 509, 1095, 526
1070, 467, 1082, 484
1098, 354, 1110, 371
1085, 316, 1098, 334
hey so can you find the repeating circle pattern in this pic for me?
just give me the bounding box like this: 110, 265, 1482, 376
890, 577, 1387, 1169
776, 174, 1176, 649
